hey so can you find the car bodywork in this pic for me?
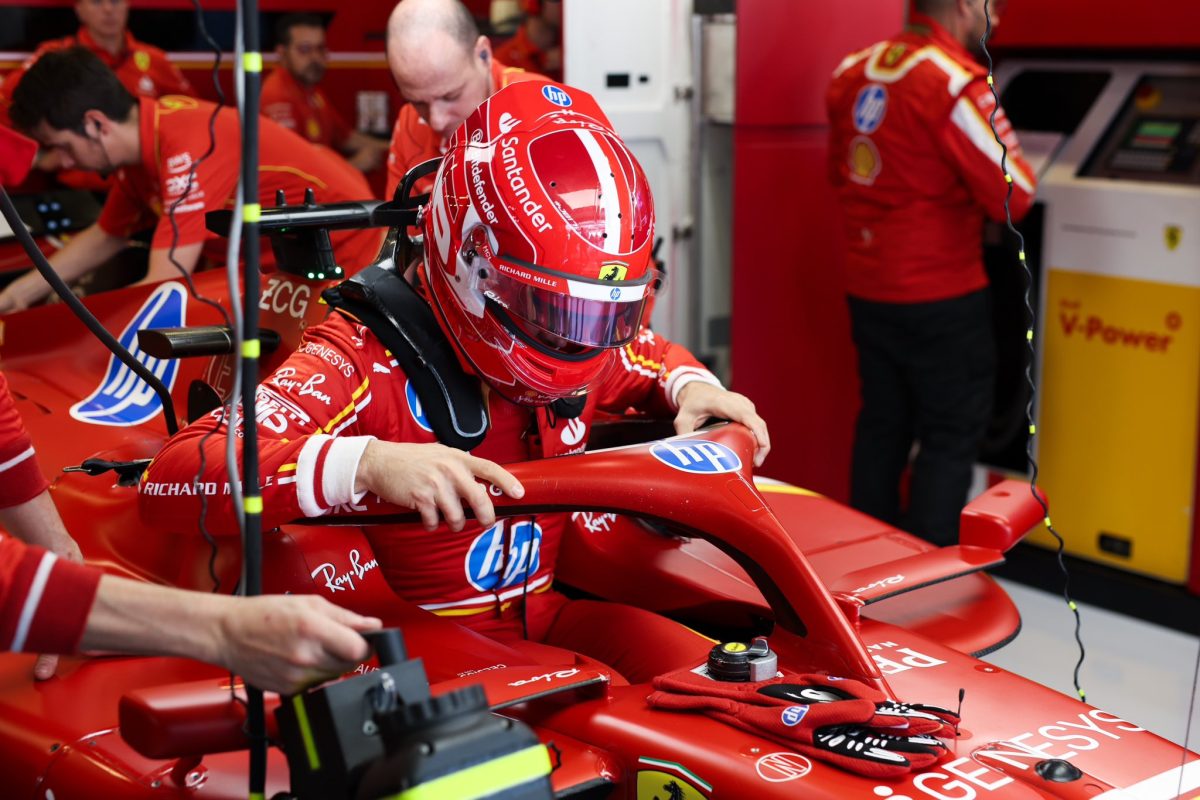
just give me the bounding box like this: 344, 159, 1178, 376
0, 270, 1195, 799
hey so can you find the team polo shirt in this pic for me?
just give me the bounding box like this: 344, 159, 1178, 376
385, 59, 544, 198
260, 67, 351, 151
98, 96, 382, 273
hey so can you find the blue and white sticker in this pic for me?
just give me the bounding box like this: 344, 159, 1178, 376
853, 84, 888, 134
781, 705, 810, 727
405, 379, 433, 433
70, 283, 186, 427
542, 84, 572, 108
650, 440, 742, 475
465, 520, 543, 591
609, 287, 621, 301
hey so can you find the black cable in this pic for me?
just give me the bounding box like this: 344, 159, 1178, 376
0, 187, 179, 435
235, 0, 270, 795
980, 0, 1087, 703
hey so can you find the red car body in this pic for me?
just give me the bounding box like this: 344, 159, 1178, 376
0, 271, 1195, 799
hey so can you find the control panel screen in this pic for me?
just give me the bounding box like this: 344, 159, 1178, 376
1080, 75, 1200, 184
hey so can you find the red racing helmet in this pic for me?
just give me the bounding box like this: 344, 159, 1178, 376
420, 80, 657, 406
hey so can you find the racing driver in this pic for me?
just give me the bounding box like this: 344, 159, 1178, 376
141, 80, 770, 683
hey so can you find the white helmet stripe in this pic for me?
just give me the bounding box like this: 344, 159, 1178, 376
574, 128, 623, 254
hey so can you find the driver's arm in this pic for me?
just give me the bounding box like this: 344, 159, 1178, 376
596, 326, 771, 467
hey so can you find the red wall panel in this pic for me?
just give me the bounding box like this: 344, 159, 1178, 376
731, 0, 903, 500
992, 0, 1200, 49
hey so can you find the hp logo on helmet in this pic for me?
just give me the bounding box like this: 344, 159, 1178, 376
651, 440, 742, 474
609, 287, 621, 300
542, 85, 573, 107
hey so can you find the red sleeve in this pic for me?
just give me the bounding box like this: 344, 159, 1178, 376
97, 169, 156, 238
0, 373, 48, 509
936, 78, 1037, 223
594, 327, 722, 417
151, 51, 193, 97
149, 119, 238, 250
140, 316, 379, 535
0, 125, 37, 186
0, 535, 101, 655
326, 96, 353, 151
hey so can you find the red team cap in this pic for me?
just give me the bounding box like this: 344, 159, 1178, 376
421, 80, 657, 406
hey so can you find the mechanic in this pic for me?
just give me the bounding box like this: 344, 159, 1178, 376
141, 81, 770, 683
0, 47, 382, 314
493, 0, 563, 82
0, 0, 192, 129
826, 0, 1035, 545
0, 0, 192, 192
383, 0, 545, 198
261, 14, 389, 175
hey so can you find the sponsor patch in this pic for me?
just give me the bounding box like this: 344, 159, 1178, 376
498, 112, 520, 134
70, 283, 186, 427
849, 135, 882, 185
781, 705, 809, 727
636, 757, 711, 799
599, 263, 628, 281
406, 380, 433, 432
853, 84, 888, 134
465, 520, 542, 591
542, 84, 573, 107
650, 440, 742, 475
755, 752, 812, 783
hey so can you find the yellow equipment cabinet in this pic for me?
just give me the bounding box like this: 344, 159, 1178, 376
1001, 63, 1200, 583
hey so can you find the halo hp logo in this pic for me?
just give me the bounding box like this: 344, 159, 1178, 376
542, 84, 572, 107
650, 440, 742, 475
609, 287, 621, 300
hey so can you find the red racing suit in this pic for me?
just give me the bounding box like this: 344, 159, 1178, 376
139, 309, 722, 646
385, 59, 544, 199
0, 373, 101, 655
825, 14, 1036, 303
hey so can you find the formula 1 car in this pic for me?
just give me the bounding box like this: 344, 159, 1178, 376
0, 204, 1196, 799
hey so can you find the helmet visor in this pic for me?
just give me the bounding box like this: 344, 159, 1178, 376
483, 256, 654, 349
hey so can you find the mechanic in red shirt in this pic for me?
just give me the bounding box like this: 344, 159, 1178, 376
260, 14, 388, 175
383, 0, 545, 199
141, 82, 770, 683
0, 0, 192, 190
826, 0, 1035, 546
0, 48, 382, 314
493, 0, 562, 82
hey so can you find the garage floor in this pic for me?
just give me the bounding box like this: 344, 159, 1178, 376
985, 578, 1200, 749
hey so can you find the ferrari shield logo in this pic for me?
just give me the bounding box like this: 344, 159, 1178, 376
636, 758, 711, 799
599, 263, 627, 281
134, 50, 151, 71
1165, 225, 1182, 251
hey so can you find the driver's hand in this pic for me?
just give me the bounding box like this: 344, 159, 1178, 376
354, 441, 524, 531
674, 382, 770, 468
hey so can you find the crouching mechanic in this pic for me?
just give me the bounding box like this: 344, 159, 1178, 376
140, 81, 770, 682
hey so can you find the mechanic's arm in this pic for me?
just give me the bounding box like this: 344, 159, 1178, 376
0, 223, 127, 313
342, 131, 388, 174
0, 491, 85, 680
141, 241, 205, 285
80, 576, 381, 694
938, 80, 1037, 222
